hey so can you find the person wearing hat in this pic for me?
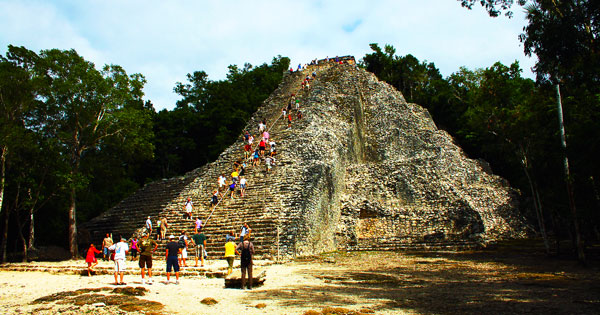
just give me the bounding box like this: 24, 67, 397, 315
138, 233, 158, 285
108, 236, 129, 285
165, 235, 181, 284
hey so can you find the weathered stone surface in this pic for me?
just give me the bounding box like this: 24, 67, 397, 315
82, 62, 526, 259
224, 268, 266, 288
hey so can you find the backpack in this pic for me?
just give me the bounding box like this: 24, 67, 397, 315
241, 242, 252, 266
178, 236, 186, 249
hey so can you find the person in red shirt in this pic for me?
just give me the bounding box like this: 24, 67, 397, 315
259, 139, 266, 157
85, 243, 102, 276
244, 143, 251, 160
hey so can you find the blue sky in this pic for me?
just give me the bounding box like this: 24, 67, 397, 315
0, 0, 534, 111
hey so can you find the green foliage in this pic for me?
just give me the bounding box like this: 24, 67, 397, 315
520, 1, 600, 84
458, 0, 525, 18
151, 55, 290, 177
0, 45, 155, 255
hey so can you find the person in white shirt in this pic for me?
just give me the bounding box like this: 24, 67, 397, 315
109, 236, 129, 285
183, 198, 193, 220
240, 176, 247, 197
145, 216, 152, 234
218, 175, 226, 192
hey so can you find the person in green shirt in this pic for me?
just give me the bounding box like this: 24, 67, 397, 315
191, 231, 207, 267
137, 233, 158, 284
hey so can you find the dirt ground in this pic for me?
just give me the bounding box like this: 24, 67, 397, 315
1, 240, 599, 315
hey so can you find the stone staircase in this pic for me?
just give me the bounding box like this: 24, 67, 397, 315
82, 65, 320, 260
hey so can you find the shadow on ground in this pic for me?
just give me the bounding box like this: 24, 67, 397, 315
251, 239, 600, 314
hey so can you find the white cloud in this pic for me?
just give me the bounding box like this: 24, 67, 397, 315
1, 0, 535, 111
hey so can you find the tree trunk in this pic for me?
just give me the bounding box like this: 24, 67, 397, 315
15, 209, 27, 262
28, 206, 35, 250
68, 185, 78, 258
521, 156, 550, 254
1, 208, 9, 263
556, 83, 585, 263
0, 146, 6, 218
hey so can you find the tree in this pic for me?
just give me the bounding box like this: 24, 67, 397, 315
453, 62, 557, 253
458, 0, 524, 17
458, 0, 600, 264
30, 48, 153, 258
0, 47, 38, 261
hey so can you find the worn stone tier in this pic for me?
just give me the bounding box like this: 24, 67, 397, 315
79, 174, 199, 246
346, 237, 480, 251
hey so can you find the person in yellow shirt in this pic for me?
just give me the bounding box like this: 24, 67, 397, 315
231, 170, 239, 184
224, 238, 239, 276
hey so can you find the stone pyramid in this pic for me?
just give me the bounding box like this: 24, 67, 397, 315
81, 61, 526, 259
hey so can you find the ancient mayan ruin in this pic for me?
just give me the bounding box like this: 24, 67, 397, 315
81, 60, 527, 259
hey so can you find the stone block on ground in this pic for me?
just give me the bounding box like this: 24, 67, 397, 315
224, 268, 266, 288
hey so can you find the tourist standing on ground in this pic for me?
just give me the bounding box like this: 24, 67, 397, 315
85, 243, 101, 276
192, 230, 207, 267
160, 217, 168, 241
165, 235, 180, 284
224, 238, 238, 276
236, 236, 255, 290
146, 216, 152, 235
102, 233, 113, 261
138, 233, 158, 285
183, 197, 193, 220
130, 236, 139, 261
109, 236, 129, 285
240, 223, 251, 242
178, 231, 189, 267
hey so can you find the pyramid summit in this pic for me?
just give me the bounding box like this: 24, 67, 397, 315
81, 60, 526, 259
